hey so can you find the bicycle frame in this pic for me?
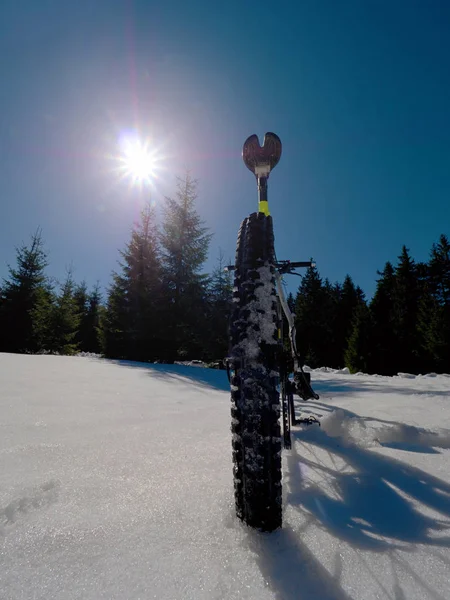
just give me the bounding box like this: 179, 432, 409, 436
274, 265, 320, 449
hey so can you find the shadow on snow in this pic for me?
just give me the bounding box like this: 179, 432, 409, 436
314, 377, 450, 398
110, 359, 230, 392
244, 400, 450, 600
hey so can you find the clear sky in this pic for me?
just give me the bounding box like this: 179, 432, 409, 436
1, 0, 449, 299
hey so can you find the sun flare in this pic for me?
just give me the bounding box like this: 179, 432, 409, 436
118, 136, 160, 185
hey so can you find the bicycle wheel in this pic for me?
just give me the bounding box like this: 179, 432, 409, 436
229, 211, 282, 531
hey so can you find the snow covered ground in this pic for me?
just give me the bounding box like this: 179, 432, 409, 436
1, 353, 450, 600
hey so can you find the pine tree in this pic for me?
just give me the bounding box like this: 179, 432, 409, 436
159, 174, 212, 361
102, 203, 162, 361
0, 230, 53, 353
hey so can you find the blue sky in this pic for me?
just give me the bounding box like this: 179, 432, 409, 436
1, 0, 449, 300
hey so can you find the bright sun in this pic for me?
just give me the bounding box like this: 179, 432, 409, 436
118, 136, 158, 185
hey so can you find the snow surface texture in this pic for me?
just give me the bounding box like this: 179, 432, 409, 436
1, 354, 450, 600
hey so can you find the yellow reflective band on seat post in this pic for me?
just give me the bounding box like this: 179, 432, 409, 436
258, 200, 270, 216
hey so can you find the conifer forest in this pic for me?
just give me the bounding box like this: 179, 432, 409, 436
1, 174, 449, 376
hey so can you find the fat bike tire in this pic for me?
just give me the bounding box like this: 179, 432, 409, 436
229, 212, 282, 532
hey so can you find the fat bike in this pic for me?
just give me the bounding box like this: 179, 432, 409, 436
227, 132, 319, 532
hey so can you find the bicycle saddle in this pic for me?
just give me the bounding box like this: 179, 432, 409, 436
242, 132, 282, 177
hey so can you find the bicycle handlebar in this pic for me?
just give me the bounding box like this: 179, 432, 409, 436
275, 260, 316, 274
225, 260, 316, 274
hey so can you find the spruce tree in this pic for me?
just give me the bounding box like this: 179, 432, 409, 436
418, 235, 450, 372
429, 234, 450, 305
74, 281, 103, 353
345, 303, 373, 373
370, 261, 397, 375
73, 281, 89, 350
46, 269, 80, 355
335, 275, 366, 367
321, 278, 341, 367
392, 246, 420, 373
102, 278, 128, 359
159, 174, 212, 361
418, 291, 446, 372
0, 230, 53, 353
103, 203, 162, 361
205, 250, 233, 362
294, 264, 333, 368
287, 292, 295, 313
84, 284, 103, 354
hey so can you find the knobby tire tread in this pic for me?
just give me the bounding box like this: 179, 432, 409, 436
229, 212, 282, 532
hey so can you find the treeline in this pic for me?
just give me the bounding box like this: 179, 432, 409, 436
294, 236, 450, 375
0, 229, 103, 356
0, 175, 232, 363
1, 173, 448, 375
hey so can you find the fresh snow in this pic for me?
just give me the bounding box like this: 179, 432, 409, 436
1, 353, 450, 600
